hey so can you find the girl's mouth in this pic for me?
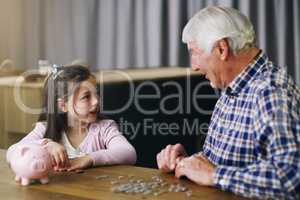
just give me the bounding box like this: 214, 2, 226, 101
89, 108, 98, 115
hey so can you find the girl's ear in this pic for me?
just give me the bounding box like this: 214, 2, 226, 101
57, 98, 67, 112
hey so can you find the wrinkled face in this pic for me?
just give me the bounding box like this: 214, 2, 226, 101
188, 42, 224, 89
67, 76, 100, 124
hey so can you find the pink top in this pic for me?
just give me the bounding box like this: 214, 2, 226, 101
7, 119, 137, 166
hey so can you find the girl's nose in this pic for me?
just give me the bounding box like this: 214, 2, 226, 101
91, 94, 99, 106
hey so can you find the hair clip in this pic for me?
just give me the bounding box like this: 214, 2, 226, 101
52, 64, 60, 79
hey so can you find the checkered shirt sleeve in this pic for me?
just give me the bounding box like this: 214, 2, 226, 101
213, 85, 300, 199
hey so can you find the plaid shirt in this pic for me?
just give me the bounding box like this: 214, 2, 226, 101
203, 51, 300, 199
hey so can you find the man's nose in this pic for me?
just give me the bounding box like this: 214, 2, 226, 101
191, 65, 199, 71
191, 65, 205, 75
191, 64, 203, 72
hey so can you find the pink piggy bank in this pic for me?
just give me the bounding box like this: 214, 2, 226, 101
6, 144, 52, 186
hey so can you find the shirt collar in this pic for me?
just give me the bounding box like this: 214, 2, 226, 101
224, 50, 268, 96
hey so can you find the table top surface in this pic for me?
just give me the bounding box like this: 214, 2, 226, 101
0, 149, 247, 200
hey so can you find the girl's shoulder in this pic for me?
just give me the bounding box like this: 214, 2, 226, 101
89, 119, 120, 135
89, 119, 118, 130
34, 121, 47, 131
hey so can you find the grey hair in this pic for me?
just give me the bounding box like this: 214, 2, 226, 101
182, 6, 256, 54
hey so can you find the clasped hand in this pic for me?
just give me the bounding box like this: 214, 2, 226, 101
156, 143, 216, 186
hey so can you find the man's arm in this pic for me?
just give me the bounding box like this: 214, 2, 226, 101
214, 87, 300, 199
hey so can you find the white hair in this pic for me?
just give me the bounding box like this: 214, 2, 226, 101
182, 6, 256, 54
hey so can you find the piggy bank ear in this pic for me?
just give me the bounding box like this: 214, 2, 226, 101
20, 147, 30, 156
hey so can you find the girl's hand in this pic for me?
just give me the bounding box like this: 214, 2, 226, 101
45, 141, 70, 169
67, 155, 94, 171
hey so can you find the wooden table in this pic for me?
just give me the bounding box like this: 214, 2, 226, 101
0, 149, 247, 200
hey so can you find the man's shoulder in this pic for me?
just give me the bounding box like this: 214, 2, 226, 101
249, 62, 297, 94
237, 63, 298, 114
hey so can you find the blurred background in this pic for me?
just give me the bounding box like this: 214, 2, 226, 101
0, 0, 299, 83
0, 0, 299, 167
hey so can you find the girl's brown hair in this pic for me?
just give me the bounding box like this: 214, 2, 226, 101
38, 65, 99, 142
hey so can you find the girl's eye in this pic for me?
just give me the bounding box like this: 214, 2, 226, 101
81, 94, 90, 100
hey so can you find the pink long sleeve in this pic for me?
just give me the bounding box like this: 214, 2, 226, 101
88, 120, 137, 166
7, 120, 137, 166
6, 122, 47, 163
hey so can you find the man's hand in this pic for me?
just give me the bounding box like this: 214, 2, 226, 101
156, 143, 187, 173
67, 155, 94, 171
175, 153, 216, 186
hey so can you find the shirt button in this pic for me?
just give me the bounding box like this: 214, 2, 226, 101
219, 179, 228, 185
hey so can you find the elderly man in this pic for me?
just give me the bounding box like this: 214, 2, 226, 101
156, 6, 300, 199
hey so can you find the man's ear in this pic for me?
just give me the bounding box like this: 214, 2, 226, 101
216, 39, 230, 61
57, 98, 67, 112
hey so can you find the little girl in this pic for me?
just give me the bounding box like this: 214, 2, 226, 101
7, 65, 136, 172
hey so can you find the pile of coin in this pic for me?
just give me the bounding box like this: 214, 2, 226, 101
95, 174, 192, 197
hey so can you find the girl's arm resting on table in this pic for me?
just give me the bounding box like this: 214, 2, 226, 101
89, 135, 137, 166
